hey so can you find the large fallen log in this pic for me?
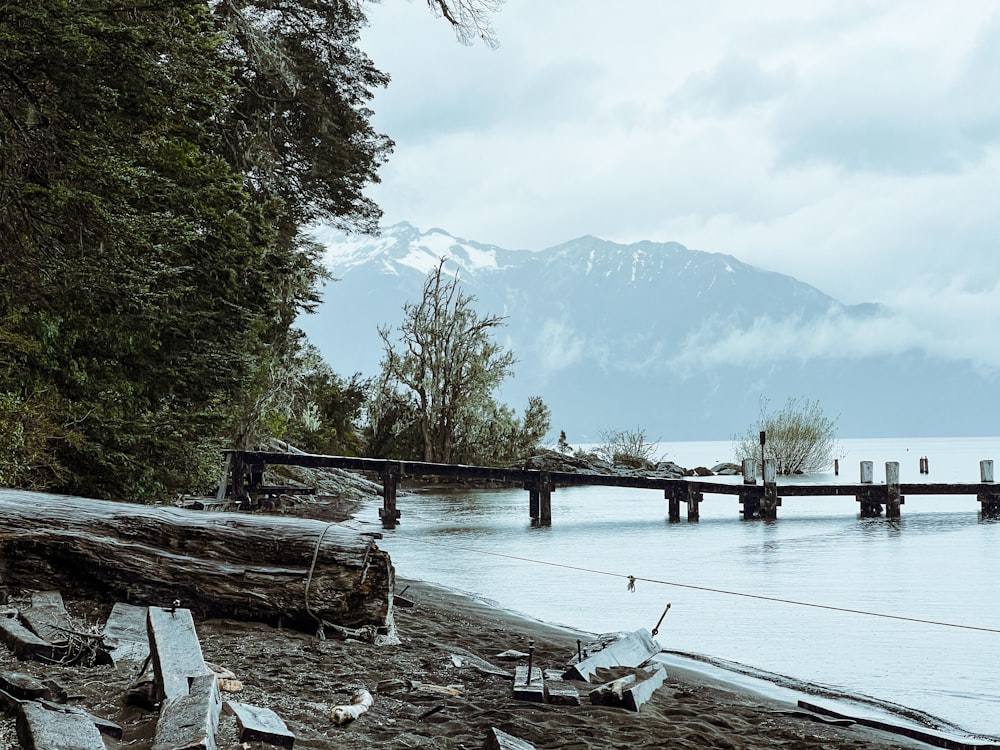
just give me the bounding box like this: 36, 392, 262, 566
0, 490, 393, 635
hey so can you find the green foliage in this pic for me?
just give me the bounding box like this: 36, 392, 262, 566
733, 397, 839, 475
371, 259, 550, 464
0, 0, 389, 500
595, 426, 661, 469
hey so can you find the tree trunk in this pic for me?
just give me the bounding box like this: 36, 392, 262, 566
0, 490, 393, 634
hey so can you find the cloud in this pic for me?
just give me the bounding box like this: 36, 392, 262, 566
667, 278, 1000, 374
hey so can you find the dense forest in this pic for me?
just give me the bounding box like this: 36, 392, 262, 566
0, 0, 532, 503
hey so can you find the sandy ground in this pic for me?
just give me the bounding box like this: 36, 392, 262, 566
0, 576, 931, 750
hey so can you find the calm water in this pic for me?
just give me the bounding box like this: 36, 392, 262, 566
359, 437, 1000, 738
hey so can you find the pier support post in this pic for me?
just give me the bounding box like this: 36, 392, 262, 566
857, 461, 883, 518
760, 459, 780, 521
978, 460, 1000, 517
739, 459, 761, 520
379, 461, 402, 529
526, 472, 554, 527
685, 483, 703, 522
885, 461, 902, 518
665, 485, 681, 523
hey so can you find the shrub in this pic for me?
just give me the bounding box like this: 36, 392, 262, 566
596, 426, 660, 469
734, 397, 839, 475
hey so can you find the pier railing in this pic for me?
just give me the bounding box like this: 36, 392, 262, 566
222, 451, 1000, 528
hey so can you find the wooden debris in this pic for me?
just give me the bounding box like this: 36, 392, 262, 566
512, 666, 546, 703
0, 671, 46, 701
21, 592, 73, 649
147, 606, 213, 703
0, 489, 393, 634
152, 672, 222, 750
589, 673, 637, 707
484, 726, 538, 750
495, 649, 528, 661
450, 653, 512, 679
563, 630, 660, 683
541, 671, 580, 706
224, 701, 295, 749
103, 603, 150, 666
622, 666, 667, 712
330, 688, 373, 725
0, 616, 60, 662
589, 665, 667, 712
15, 701, 106, 750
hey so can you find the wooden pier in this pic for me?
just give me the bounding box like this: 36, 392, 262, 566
222, 451, 1000, 528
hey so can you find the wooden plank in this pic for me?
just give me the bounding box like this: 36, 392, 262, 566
224, 701, 294, 749
152, 672, 221, 750
588, 674, 636, 707
15, 701, 106, 750
21, 592, 73, 647
563, 630, 660, 683
0, 617, 60, 661
103, 602, 150, 666
0, 671, 46, 700
511, 666, 545, 702
623, 666, 667, 712
543, 677, 580, 706
484, 727, 537, 750
147, 606, 212, 703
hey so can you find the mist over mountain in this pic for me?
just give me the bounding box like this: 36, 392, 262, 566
299, 222, 996, 442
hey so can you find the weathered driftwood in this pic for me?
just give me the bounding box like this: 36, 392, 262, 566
103, 603, 150, 666
224, 701, 294, 749
564, 630, 660, 683
0, 617, 59, 662
152, 672, 221, 750
0, 490, 393, 633
512, 666, 545, 703
484, 727, 538, 750
21, 592, 73, 649
16, 701, 106, 750
330, 688, 373, 725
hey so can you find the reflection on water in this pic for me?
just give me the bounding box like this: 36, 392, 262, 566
370, 437, 1000, 738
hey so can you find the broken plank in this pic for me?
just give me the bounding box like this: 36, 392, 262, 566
589, 674, 637, 707
15, 701, 106, 750
147, 606, 212, 703
21, 592, 73, 647
484, 727, 538, 750
563, 629, 660, 683
104, 602, 150, 666
512, 666, 545, 703
623, 666, 667, 712
0, 617, 60, 661
152, 672, 221, 750
225, 701, 294, 749
543, 678, 580, 706
0, 671, 46, 700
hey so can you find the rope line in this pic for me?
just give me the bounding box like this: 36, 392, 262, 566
399, 536, 1000, 635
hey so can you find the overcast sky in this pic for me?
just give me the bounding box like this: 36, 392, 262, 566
357, 1, 1000, 372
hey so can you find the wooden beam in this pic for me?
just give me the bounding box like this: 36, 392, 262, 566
16, 702, 106, 750
484, 727, 538, 750
103, 603, 150, 666
224, 701, 294, 749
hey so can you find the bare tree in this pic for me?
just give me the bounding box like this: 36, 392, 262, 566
425, 0, 505, 47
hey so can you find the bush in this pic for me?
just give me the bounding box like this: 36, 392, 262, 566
595, 426, 660, 469
733, 397, 839, 475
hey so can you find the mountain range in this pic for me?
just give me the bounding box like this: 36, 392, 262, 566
298, 222, 997, 442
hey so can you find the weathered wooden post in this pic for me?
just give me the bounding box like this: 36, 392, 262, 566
665, 485, 681, 523
685, 482, 702, 523
978, 460, 1000, 517
834, 458, 840, 476
739, 459, 760, 520
885, 461, 902, 518
760, 459, 779, 520
379, 461, 402, 529
230, 452, 247, 507
526, 472, 554, 527
858, 460, 882, 518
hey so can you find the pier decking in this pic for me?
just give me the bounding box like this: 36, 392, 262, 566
222, 451, 1000, 528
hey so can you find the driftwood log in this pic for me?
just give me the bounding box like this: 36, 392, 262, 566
0, 490, 393, 635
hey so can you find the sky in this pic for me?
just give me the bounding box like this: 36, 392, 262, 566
355, 1, 1000, 373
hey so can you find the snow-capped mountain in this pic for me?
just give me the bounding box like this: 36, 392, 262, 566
298, 222, 993, 441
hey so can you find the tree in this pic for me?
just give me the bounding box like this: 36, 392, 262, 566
595, 427, 661, 469
373, 258, 548, 464
733, 397, 839, 475
425, 0, 505, 47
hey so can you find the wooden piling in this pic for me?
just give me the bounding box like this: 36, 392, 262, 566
686, 483, 702, 522
526, 473, 554, 527
738, 459, 760, 520
885, 461, 901, 518
665, 487, 681, 523
760, 459, 779, 520
379, 461, 402, 529
857, 461, 883, 518
978, 460, 1000, 517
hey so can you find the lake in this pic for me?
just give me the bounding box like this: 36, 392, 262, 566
357, 436, 1000, 740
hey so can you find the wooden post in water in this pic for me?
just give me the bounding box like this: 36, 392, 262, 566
527, 472, 554, 527
685, 483, 703, 523
885, 461, 902, 518
379, 461, 402, 529
760, 459, 779, 520
978, 460, 1000, 517
739, 459, 760, 520
857, 461, 883, 518
665, 486, 681, 523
